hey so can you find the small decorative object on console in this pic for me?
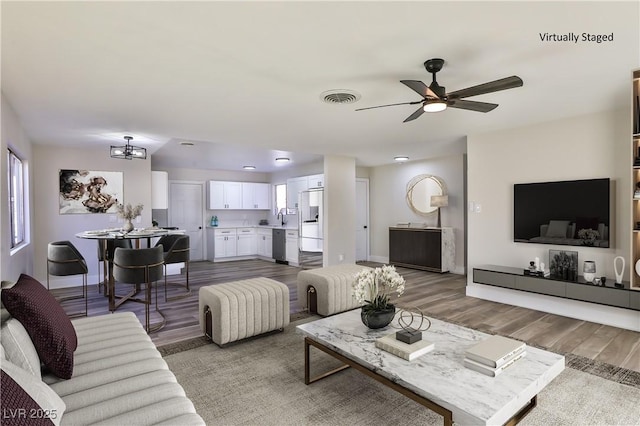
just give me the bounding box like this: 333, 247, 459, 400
524, 260, 544, 276
583, 261, 596, 282
549, 250, 578, 281
614, 256, 625, 284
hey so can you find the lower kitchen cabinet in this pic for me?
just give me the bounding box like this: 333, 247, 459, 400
214, 228, 237, 259
236, 227, 257, 256
285, 229, 299, 265
256, 229, 273, 258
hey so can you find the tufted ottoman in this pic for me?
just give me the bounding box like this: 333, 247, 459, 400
199, 277, 290, 346
297, 264, 373, 316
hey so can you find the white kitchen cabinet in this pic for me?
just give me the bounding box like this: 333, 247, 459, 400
209, 181, 242, 210
286, 175, 324, 210
307, 174, 324, 189
206, 228, 217, 261
236, 227, 257, 256
214, 228, 237, 258
286, 177, 307, 210
256, 228, 273, 258
241, 182, 271, 210
285, 229, 299, 265
151, 171, 169, 209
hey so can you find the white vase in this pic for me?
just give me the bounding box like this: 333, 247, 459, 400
613, 256, 625, 284
123, 219, 134, 233
583, 261, 596, 282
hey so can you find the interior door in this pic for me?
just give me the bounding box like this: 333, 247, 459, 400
169, 182, 204, 261
356, 179, 369, 261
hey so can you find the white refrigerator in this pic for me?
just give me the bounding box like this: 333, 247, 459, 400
298, 188, 323, 253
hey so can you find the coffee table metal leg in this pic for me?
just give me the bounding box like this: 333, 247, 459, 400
304, 337, 454, 426
504, 395, 537, 426
305, 337, 350, 384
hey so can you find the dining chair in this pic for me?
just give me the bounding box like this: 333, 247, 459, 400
47, 240, 88, 317
155, 234, 190, 301
112, 246, 165, 333
97, 239, 132, 295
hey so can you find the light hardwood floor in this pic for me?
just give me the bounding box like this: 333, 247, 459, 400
54, 259, 640, 372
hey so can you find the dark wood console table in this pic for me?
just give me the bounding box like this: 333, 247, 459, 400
389, 227, 454, 273
473, 265, 640, 311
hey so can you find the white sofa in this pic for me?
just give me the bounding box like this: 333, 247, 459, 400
1, 278, 204, 426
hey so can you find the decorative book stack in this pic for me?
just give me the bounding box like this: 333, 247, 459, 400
464, 335, 526, 377
375, 334, 434, 361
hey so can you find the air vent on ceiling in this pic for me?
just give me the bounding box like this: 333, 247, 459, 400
320, 89, 361, 104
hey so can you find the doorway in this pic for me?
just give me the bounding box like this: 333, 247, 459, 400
356, 178, 369, 261
169, 181, 204, 261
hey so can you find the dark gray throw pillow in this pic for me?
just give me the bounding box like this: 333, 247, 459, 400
545, 220, 570, 237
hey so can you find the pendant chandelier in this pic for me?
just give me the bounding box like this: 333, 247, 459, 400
110, 136, 147, 160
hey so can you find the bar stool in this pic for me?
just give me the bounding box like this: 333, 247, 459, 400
47, 241, 88, 317
97, 239, 132, 295
112, 246, 165, 333
155, 234, 190, 301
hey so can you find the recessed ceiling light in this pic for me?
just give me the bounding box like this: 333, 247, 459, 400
180, 141, 195, 146
275, 157, 290, 163
243, 165, 256, 170
394, 156, 410, 162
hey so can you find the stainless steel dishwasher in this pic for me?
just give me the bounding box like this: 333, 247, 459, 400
272, 228, 286, 264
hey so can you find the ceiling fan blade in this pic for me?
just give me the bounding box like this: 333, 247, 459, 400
447, 76, 523, 99
400, 80, 439, 99
355, 101, 422, 111
448, 99, 499, 113
403, 106, 425, 122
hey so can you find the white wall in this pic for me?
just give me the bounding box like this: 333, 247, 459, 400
324, 156, 356, 265
466, 108, 637, 330
1, 94, 34, 282
32, 145, 152, 287
467, 108, 630, 281
368, 153, 466, 274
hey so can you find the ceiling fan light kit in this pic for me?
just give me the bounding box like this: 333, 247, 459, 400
110, 136, 147, 160
423, 100, 447, 113
356, 58, 523, 122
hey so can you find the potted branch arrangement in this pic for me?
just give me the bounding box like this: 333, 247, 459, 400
116, 203, 143, 233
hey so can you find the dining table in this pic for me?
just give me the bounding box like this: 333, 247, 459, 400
76, 228, 185, 311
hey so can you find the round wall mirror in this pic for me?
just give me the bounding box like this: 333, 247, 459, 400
406, 174, 447, 216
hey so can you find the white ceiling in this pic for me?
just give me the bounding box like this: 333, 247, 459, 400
2, 1, 638, 172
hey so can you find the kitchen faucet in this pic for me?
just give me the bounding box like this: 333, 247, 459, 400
277, 210, 286, 226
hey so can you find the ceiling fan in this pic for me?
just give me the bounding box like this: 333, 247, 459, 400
356, 58, 523, 122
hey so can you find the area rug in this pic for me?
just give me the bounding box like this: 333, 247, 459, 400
162, 318, 640, 425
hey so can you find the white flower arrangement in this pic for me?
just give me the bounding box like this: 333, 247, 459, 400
116, 203, 143, 220
352, 265, 406, 313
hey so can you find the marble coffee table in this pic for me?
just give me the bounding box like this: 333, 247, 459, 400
296, 309, 565, 425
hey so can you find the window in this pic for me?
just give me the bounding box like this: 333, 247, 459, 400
275, 183, 287, 214
8, 149, 25, 248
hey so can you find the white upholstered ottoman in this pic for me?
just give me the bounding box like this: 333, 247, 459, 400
199, 277, 290, 346
297, 264, 373, 316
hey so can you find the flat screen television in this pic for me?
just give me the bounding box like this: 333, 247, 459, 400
513, 178, 610, 248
